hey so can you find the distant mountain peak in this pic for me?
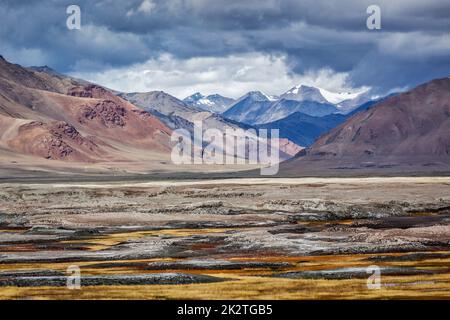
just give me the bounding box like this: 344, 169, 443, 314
288, 84, 316, 92
281, 84, 371, 112
240, 91, 276, 102
317, 87, 364, 105
184, 92, 235, 113
187, 92, 204, 101
282, 85, 328, 104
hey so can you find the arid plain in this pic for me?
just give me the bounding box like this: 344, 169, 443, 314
1, 0, 450, 303
1, 177, 449, 299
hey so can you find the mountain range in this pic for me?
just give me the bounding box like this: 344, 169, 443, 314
0, 54, 449, 176
0, 56, 301, 176
281, 77, 450, 175
120, 91, 302, 161
257, 95, 392, 147
222, 85, 373, 125
304, 78, 450, 159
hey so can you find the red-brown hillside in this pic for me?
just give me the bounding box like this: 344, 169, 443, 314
306, 78, 450, 158
0, 56, 172, 163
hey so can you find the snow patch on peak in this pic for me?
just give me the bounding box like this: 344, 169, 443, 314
260, 91, 278, 101
198, 98, 214, 106
318, 87, 362, 105
243, 91, 270, 101
184, 92, 235, 113
281, 85, 327, 103
247, 91, 276, 101
283, 83, 369, 106
185, 92, 204, 101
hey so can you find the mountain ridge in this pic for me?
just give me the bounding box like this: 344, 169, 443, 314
280, 77, 450, 175
223, 85, 373, 125
0, 56, 173, 166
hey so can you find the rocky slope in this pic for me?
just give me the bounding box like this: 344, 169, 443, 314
121, 91, 302, 158
257, 112, 347, 147
6, 119, 106, 162
306, 78, 450, 158
0, 56, 172, 164
281, 78, 450, 174
0, 56, 301, 175
255, 99, 339, 124
222, 91, 276, 125
256, 96, 392, 148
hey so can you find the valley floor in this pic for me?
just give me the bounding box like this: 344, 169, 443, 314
0, 177, 450, 299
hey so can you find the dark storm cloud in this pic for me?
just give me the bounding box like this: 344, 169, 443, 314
0, 0, 449, 93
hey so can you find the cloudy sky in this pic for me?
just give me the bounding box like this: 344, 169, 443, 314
1, 0, 449, 99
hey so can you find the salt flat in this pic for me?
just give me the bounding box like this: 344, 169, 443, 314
9, 176, 450, 189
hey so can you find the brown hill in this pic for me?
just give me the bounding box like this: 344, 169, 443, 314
281, 78, 450, 175
5, 118, 106, 162
0, 56, 172, 168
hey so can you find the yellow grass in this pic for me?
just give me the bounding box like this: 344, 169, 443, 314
59, 228, 233, 251
1, 251, 450, 299
1, 273, 449, 300
1, 225, 449, 300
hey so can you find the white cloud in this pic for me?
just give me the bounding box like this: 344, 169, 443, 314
138, 0, 156, 14
71, 52, 369, 99
126, 0, 156, 17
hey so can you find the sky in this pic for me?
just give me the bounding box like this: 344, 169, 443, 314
0, 0, 449, 99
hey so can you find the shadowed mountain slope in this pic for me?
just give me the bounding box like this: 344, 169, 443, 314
280, 78, 450, 175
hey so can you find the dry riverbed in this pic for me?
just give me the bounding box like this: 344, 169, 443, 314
0, 177, 449, 299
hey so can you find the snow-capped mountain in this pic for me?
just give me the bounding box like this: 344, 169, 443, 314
120, 90, 301, 159
183, 92, 235, 113
280, 85, 329, 103
224, 89, 340, 125
291, 78, 450, 165
223, 85, 374, 125
254, 99, 339, 124
222, 91, 275, 124
235, 91, 277, 103
281, 84, 369, 107
336, 90, 374, 114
